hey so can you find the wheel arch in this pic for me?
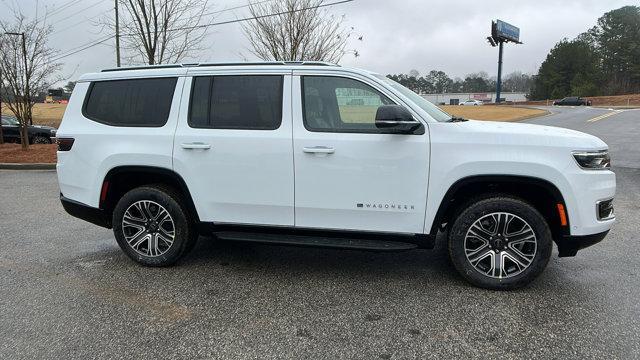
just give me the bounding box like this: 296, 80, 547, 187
430, 175, 569, 239
100, 166, 200, 224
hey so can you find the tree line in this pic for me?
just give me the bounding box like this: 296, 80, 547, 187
387, 70, 534, 94
530, 6, 640, 100
389, 6, 640, 100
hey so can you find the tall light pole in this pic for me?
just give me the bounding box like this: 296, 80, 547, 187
6, 32, 31, 125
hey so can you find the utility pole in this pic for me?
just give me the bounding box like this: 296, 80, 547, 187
115, 0, 121, 67
0, 66, 4, 144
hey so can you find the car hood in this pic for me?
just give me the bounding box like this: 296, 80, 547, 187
456, 120, 607, 150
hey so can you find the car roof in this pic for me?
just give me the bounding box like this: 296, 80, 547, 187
77, 61, 376, 82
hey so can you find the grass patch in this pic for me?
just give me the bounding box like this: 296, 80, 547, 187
2, 103, 66, 128
338, 105, 379, 123
440, 105, 548, 122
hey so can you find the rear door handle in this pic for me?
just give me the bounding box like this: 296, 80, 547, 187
303, 146, 335, 154
181, 142, 211, 150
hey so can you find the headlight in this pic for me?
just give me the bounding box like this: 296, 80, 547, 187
572, 150, 611, 170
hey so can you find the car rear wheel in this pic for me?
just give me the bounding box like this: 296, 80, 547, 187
448, 196, 552, 290
112, 185, 198, 266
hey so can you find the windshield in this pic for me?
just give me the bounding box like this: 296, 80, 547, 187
373, 74, 453, 122
1, 116, 19, 126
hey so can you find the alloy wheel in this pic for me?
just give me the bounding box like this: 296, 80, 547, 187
464, 212, 537, 279
122, 200, 175, 257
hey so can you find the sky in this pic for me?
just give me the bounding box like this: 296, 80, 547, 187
1, 0, 638, 85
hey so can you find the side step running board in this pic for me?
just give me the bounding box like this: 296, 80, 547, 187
214, 231, 419, 251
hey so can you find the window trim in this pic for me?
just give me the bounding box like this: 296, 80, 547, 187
187, 75, 285, 131
301, 75, 424, 135
82, 77, 178, 128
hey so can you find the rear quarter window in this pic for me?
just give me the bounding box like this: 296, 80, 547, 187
83, 77, 178, 127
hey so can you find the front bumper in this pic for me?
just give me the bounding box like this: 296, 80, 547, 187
60, 194, 111, 229
557, 230, 609, 257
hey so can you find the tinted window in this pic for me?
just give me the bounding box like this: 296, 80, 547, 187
189, 75, 283, 130
2, 116, 18, 125
302, 76, 393, 133
84, 78, 177, 127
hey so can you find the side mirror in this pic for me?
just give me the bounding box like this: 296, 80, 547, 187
375, 105, 421, 134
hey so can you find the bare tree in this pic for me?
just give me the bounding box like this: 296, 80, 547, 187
0, 12, 60, 150
107, 0, 212, 65
242, 0, 359, 63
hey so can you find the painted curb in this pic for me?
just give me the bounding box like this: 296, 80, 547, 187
0, 163, 56, 170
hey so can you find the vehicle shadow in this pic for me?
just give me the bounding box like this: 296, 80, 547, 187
179, 233, 463, 283
76, 233, 597, 296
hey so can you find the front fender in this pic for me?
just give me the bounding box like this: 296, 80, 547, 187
423, 160, 576, 234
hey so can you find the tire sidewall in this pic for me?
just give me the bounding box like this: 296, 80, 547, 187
449, 197, 553, 290
112, 187, 191, 266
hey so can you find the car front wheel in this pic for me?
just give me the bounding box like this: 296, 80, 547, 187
112, 185, 197, 266
448, 196, 552, 290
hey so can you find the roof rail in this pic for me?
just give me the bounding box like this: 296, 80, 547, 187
101, 61, 338, 72
194, 61, 338, 67
101, 64, 185, 72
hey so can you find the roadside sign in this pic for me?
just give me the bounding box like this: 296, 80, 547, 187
495, 20, 520, 43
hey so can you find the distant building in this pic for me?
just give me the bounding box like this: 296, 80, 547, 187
422, 92, 527, 105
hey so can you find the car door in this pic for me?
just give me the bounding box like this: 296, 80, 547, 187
1, 117, 20, 142
173, 71, 294, 226
292, 72, 430, 234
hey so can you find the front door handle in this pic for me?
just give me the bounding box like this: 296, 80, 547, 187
181, 142, 211, 150
303, 146, 335, 154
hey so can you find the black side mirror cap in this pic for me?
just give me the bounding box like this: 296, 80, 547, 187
375, 105, 423, 134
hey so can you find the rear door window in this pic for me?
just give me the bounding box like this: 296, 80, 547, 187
188, 75, 283, 130
83, 77, 177, 127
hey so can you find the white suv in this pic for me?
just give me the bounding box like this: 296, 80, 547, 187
56, 62, 615, 289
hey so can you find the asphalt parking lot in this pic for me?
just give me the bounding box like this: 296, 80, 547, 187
1, 107, 639, 359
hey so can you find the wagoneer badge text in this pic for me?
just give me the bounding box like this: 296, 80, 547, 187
357, 203, 415, 210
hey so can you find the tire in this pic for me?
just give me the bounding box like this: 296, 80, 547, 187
31, 135, 50, 144
448, 196, 552, 290
112, 185, 197, 266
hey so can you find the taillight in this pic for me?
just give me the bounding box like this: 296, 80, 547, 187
57, 138, 75, 151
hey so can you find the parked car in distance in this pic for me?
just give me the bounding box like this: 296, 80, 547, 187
553, 97, 592, 106
1, 114, 57, 144
57, 62, 615, 290
460, 99, 484, 106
